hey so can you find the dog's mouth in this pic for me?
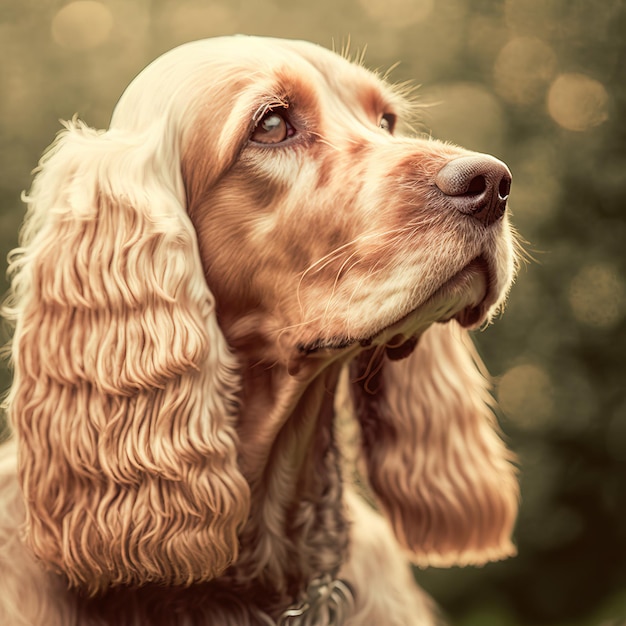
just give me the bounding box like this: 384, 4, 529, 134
376, 256, 491, 361
296, 256, 492, 363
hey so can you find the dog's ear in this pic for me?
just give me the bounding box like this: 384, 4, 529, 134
350, 322, 518, 567
4, 120, 250, 593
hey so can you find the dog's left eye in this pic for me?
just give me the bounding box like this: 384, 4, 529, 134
379, 113, 396, 134
251, 109, 295, 144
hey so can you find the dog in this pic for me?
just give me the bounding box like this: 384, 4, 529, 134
0, 35, 519, 625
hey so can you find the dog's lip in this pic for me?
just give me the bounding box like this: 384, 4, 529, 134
439, 255, 492, 327
371, 256, 491, 359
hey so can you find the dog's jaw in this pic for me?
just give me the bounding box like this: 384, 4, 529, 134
292, 254, 492, 367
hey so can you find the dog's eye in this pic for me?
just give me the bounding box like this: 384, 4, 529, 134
379, 113, 396, 134
251, 109, 295, 144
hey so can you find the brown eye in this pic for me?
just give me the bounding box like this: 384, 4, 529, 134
251, 110, 294, 144
379, 113, 396, 134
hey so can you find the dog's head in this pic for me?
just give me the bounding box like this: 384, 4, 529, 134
5, 36, 519, 592
127, 37, 515, 364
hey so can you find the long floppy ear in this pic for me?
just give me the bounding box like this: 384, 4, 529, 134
350, 321, 518, 567
4, 119, 250, 593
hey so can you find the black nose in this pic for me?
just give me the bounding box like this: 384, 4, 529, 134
435, 155, 512, 226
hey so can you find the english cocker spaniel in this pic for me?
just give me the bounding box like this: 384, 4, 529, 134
0, 36, 519, 626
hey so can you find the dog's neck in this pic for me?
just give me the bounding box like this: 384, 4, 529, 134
230, 356, 351, 616
236, 358, 341, 479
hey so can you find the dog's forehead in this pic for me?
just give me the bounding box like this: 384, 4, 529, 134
114, 37, 385, 123
146, 36, 371, 89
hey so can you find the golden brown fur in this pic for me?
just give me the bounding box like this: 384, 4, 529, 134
0, 36, 519, 625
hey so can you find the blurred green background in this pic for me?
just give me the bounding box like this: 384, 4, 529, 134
0, 0, 625, 624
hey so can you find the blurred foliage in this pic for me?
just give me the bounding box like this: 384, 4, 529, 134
1, 0, 625, 624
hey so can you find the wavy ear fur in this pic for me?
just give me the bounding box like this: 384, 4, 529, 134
350, 322, 518, 567
4, 120, 250, 593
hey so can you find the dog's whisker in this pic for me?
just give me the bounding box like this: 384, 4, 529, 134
343, 265, 386, 339
296, 226, 412, 315
307, 226, 419, 331
302, 226, 415, 277
320, 254, 367, 330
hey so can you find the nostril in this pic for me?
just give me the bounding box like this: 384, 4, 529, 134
435, 154, 512, 226
466, 175, 486, 196
498, 176, 511, 199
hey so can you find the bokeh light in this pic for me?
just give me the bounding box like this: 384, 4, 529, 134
568, 263, 625, 329
51, 1, 114, 51
547, 73, 609, 132
493, 37, 557, 106
497, 364, 556, 430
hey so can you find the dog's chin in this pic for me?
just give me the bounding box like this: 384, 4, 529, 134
293, 256, 492, 369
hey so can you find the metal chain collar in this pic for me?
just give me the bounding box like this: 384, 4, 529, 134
254, 575, 355, 626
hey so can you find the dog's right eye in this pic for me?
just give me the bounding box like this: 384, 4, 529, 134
251, 110, 295, 145
379, 113, 396, 134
